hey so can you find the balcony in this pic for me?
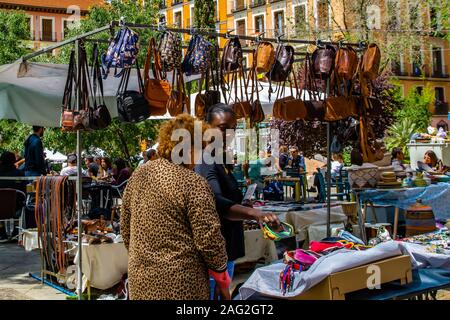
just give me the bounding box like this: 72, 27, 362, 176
250, 0, 266, 8
172, 0, 183, 6
432, 65, 449, 78
40, 32, 57, 42
434, 102, 448, 116
269, 0, 283, 3
232, 2, 247, 13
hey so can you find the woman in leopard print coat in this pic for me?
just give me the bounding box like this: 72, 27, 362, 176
121, 115, 228, 300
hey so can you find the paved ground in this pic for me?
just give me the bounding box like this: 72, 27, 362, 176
0, 242, 67, 300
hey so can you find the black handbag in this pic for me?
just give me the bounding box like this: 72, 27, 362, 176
117, 60, 150, 123
92, 43, 111, 129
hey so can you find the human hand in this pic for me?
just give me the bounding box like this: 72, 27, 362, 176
250, 209, 280, 227
214, 283, 231, 300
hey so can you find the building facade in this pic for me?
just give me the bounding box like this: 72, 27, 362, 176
0, 0, 103, 49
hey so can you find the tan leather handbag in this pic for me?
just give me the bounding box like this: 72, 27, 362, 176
256, 42, 275, 73
144, 38, 171, 115
361, 43, 381, 80
335, 45, 358, 81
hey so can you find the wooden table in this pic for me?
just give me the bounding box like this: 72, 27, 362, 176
264, 175, 308, 202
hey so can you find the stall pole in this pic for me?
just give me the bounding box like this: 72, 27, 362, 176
75, 39, 83, 300
325, 79, 331, 238
326, 122, 331, 237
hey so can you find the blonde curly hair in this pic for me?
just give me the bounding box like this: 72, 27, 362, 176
157, 114, 210, 165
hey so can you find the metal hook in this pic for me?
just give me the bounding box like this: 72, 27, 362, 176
276, 33, 285, 44
255, 31, 265, 44
338, 40, 345, 48
225, 29, 235, 39
316, 39, 324, 48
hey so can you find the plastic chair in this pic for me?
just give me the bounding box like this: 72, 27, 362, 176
316, 168, 350, 202
0, 188, 26, 240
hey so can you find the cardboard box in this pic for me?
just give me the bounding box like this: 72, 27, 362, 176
292, 255, 412, 300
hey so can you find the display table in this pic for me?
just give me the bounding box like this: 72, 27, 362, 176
285, 207, 347, 243
235, 229, 278, 265
356, 183, 450, 239
74, 242, 128, 290
264, 175, 308, 202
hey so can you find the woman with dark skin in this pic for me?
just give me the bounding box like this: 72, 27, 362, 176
195, 104, 280, 298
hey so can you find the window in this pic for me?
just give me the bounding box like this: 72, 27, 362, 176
387, 0, 400, 30
254, 15, 264, 33
41, 18, 54, 42
411, 46, 422, 76
415, 86, 423, 95
190, 7, 194, 26
274, 11, 284, 36
62, 20, 70, 39
408, 1, 421, 30
236, 19, 246, 45
159, 14, 166, 24
317, 0, 329, 30
435, 87, 445, 103
432, 47, 443, 76
25, 16, 32, 40
294, 5, 307, 35
174, 11, 182, 28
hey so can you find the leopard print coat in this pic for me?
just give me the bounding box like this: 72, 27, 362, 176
121, 158, 228, 300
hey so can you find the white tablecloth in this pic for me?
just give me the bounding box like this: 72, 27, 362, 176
235, 229, 278, 265
75, 242, 128, 290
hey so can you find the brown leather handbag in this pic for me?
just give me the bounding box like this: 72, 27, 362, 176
195, 65, 221, 119
256, 41, 275, 73
144, 38, 171, 115
324, 96, 359, 121
312, 44, 336, 79
335, 45, 358, 81
61, 50, 76, 131
300, 53, 326, 121
361, 43, 381, 80
167, 69, 190, 117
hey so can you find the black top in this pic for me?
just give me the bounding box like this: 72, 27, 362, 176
195, 163, 245, 261
23, 134, 46, 174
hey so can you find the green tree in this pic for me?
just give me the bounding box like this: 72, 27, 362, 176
193, 0, 216, 30
0, 10, 30, 64
385, 118, 418, 158
0, 1, 163, 166
394, 85, 434, 133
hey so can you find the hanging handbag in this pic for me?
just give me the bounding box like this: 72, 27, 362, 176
73, 42, 94, 131
221, 37, 243, 73
267, 44, 295, 82
247, 52, 265, 127
92, 43, 111, 129
300, 53, 326, 121
144, 38, 171, 115
101, 27, 140, 79
158, 30, 182, 72
229, 63, 251, 119
273, 67, 307, 121
335, 45, 358, 81
116, 60, 150, 123
256, 41, 276, 73
61, 49, 76, 131
167, 68, 190, 116
195, 61, 221, 119
312, 44, 336, 80
361, 43, 381, 80
182, 34, 213, 76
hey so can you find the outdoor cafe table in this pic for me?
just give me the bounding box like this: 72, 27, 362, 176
264, 175, 308, 202
356, 183, 450, 240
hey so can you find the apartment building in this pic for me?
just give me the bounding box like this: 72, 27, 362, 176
0, 0, 103, 49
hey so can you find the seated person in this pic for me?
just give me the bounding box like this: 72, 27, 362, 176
311, 153, 344, 199
112, 158, 132, 186
418, 150, 446, 173
60, 154, 83, 176
278, 145, 289, 171
391, 147, 406, 170
288, 146, 306, 172
87, 163, 99, 179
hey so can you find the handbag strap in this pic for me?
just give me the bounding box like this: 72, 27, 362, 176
62, 49, 76, 110
92, 43, 106, 108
